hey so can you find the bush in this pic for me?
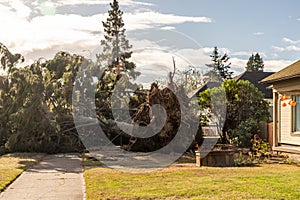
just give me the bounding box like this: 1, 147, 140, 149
229, 118, 260, 147
251, 134, 271, 159
198, 80, 270, 145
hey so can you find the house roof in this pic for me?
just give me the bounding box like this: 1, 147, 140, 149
261, 60, 300, 83
188, 82, 220, 99
234, 71, 274, 99
190, 71, 274, 99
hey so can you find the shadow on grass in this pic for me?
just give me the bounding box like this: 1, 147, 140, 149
0, 153, 45, 193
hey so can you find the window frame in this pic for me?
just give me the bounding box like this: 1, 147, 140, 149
292, 95, 300, 136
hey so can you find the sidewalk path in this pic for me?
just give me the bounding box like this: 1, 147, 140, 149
0, 154, 85, 200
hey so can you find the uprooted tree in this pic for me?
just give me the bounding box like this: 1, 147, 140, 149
0, 0, 202, 154
0, 48, 88, 153
93, 0, 201, 152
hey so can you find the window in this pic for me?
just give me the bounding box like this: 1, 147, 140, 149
293, 96, 300, 132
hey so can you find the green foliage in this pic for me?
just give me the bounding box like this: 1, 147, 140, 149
95, 0, 142, 126
3, 67, 58, 153
97, 0, 139, 79
0, 42, 24, 72
234, 134, 271, 166
229, 118, 260, 147
205, 46, 233, 81
234, 152, 256, 167
223, 79, 270, 129
0, 47, 86, 153
0, 0, 143, 153
246, 53, 264, 72
251, 134, 271, 159
198, 79, 270, 146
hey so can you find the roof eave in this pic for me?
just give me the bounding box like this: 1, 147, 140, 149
261, 74, 300, 84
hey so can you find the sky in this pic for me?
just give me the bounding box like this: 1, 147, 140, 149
1, 0, 300, 85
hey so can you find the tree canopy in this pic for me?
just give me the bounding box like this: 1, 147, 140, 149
97, 0, 139, 79
198, 79, 269, 146
246, 53, 264, 72
0, 48, 87, 153
205, 46, 233, 81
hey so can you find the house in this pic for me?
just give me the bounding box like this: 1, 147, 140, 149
190, 72, 274, 100
234, 71, 274, 99
262, 60, 300, 154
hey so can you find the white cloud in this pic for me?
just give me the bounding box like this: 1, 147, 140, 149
0, 0, 214, 66
2, 0, 292, 84
52, 0, 154, 7
253, 32, 264, 36
282, 37, 300, 44
9, 0, 31, 18
124, 11, 213, 31
272, 38, 300, 52
161, 26, 176, 31
286, 45, 300, 51
272, 46, 285, 52
272, 45, 300, 52
231, 51, 252, 57
264, 59, 294, 72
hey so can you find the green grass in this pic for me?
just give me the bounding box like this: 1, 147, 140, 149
85, 164, 300, 200
0, 153, 44, 192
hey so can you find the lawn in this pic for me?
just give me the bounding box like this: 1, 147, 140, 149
0, 153, 44, 192
85, 164, 300, 200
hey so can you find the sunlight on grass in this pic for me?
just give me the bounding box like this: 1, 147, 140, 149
85, 164, 300, 199
0, 153, 43, 191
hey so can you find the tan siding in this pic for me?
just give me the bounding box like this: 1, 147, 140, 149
279, 100, 300, 145
273, 78, 300, 93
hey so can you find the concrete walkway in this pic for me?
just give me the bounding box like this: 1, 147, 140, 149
0, 154, 85, 200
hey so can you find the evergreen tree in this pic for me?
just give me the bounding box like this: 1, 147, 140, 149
246, 53, 264, 72
205, 46, 233, 81
97, 0, 139, 79
95, 0, 141, 123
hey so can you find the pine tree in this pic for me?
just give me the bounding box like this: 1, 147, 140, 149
97, 0, 139, 79
95, 0, 140, 122
205, 46, 233, 81
246, 53, 264, 72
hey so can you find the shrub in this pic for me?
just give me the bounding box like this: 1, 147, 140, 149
251, 134, 271, 159
229, 118, 260, 147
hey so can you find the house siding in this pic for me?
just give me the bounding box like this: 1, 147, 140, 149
274, 78, 300, 146
279, 102, 300, 145
273, 78, 300, 93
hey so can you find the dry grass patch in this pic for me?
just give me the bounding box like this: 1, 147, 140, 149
0, 153, 44, 191
85, 164, 300, 200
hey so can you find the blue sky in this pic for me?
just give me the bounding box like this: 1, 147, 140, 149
1, 0, 300, 83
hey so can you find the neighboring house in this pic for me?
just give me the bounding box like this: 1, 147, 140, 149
234, 71, 274, 99
190, 72, 274, 100
188, 82, 221, 99
234, 71, 275, 119
262, 60, 300, 154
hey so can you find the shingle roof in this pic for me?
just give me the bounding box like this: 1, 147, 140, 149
234, 71, 274, 99
190, 72, 274, 99
261, 60, 300, 83
188, 82, 220, 99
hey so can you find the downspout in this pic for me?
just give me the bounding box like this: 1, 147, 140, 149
273, 90, 280, 148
